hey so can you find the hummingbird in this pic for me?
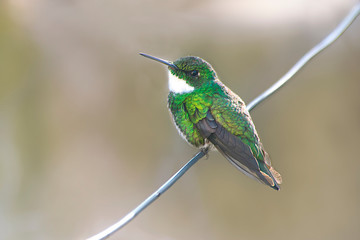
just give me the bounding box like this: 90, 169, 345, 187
140, 53, 282, 190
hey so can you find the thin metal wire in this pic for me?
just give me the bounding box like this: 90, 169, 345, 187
86, 3, 360, 239
247, 3, 360, 111
87, 149, 208, 240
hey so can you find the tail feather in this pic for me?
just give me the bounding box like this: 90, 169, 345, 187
269, 166, 282, 184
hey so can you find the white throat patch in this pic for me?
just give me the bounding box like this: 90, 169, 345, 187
168, 71, 194, 94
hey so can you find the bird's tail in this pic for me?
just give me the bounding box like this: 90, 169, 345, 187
259, 162, 282, 190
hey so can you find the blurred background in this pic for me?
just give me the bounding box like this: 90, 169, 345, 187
1, 0, 360, 239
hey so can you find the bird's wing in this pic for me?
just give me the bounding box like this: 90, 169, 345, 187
196, 111, 280, 190
183, 89, 281, 190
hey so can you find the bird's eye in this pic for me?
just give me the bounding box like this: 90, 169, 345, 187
190, 70, 199, 77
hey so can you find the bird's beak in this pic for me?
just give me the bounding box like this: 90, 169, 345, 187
140, 53, 178, 70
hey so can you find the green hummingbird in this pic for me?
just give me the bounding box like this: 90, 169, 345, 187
140, 53, 282, 190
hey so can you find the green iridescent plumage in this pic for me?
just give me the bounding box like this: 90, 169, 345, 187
141, 53, 282, 190
168, 82, 215, 147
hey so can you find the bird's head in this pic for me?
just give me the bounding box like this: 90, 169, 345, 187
140, 53, 217, 94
